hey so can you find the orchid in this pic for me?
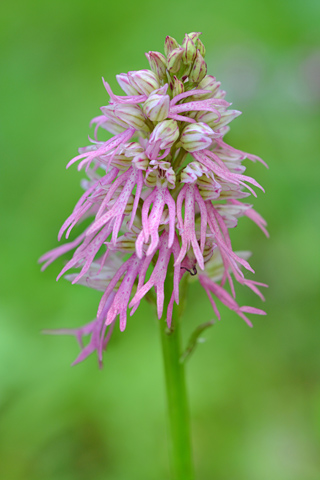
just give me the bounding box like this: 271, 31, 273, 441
40, 32, 268, 479
40, 31, 268, 365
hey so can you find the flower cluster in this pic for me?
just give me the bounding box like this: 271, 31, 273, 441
40, 33, 268, 366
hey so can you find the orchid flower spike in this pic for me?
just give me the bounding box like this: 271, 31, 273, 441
40, 32, 268, 366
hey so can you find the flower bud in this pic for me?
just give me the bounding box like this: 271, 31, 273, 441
167, 47, 184, 74
214, 89, 226, 99
199, 75, 221, 95
172, 76, 184, 97
197, 39, 206, 57
146, 51, 167, 81
180, 64, 192, 82
187, 32, 202, 43
128, 70, 160, 96
166, 70, 174, 90
150, 119, 179, 148
143, 90, 170, 121
164, 36, 179, 56
189, 50, 207, 83
213, 110, 242, 128
180, 122, 215, 152
186, 32, 205, 57
182, 34, 197, 64
116, 73, 140, 96
196, 110, 220, 127
98, 118, 128, 135
100, 107, 131, 133
146, 119, 179, 159
107, 122, 129, 135
188, 75, 221, 101
102, 104, 149, 132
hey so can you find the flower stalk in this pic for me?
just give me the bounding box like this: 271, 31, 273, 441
159, 269, 194, 480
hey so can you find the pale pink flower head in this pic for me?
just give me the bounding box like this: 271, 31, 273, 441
40, 32, 268, 366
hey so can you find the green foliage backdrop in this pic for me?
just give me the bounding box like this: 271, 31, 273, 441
1, 0, 319, 478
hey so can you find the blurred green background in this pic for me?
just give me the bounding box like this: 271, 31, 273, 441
1, 0, 320, 479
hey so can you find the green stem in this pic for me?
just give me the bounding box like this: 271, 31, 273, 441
172, 147, 188, 170
159, 277, 194, 480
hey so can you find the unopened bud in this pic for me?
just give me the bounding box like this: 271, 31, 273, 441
146, 119, 179, 159
180, 63, 192, 82
214, 110, 241, 128
199, 75, 221, 95
187, 32, 202, 43
214, 89, 226, 99
196, 110, 220, 127
116, 73, 140, 96
102, 104, 149, 132
186, 32, 205, 57
100, 106, 130, 130
182, 34, 197, 64
197, 39, 206, 57
128, 69, 160, 96
167, 47, 184, 74
172, 76, 184, 97
98, 118, 128, 135
146, 51, 167, 81
143, 88, 170, 121
189, 50, 207, 83
188, 75, 221, 101
150, 119, 179, 148
166, 70, 174, 90
180, 122, 215, 152
164, 36, 179, 56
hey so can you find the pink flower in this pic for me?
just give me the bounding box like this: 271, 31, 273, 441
176, 182, 207, 270
43, 291, 117, 368
199, 275, 266, 327
40, 32, 268, 365
129, 230, 181, 319
136, 182, 176, 258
